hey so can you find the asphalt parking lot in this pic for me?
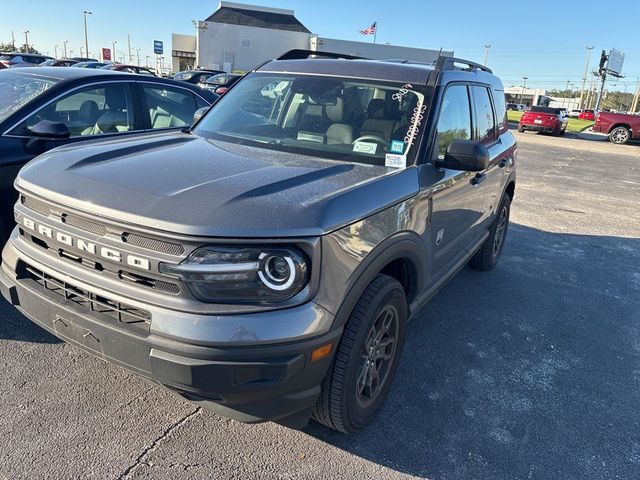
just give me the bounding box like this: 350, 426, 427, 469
1, 131, 639, 480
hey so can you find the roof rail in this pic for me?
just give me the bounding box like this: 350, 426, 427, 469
435, 56, 492, 74
277, 49, 367, 61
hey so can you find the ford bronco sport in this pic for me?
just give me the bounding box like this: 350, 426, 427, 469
0, 50, 516, 433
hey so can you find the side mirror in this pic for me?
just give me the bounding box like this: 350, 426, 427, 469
435, 139, 489, 171
27, 120, 70, 140
193, 107, 208, 123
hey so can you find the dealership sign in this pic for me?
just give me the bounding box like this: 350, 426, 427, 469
153, 40, 163, 55
101, 48, 111, 61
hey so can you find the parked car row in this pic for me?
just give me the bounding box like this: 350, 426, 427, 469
0, 66, 218, 238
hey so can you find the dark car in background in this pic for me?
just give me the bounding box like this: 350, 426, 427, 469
39, 59, 79, 67
70, 57, 99, 63
518, 106, 568, 135
201, 73, 242, 95
100, 64, 156, 75
173, 69, 224, 85
0, 53, 54, 68
0, 67, 218, 238
71, 61, 110, 69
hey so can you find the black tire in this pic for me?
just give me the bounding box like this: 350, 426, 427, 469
609, 126, 631, 145
470, 194, 511, 271
312, 274, 407, 433
560, 128, 566, 136
518, 125, 525, 133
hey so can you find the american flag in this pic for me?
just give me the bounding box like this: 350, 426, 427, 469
359, 21, 377, 35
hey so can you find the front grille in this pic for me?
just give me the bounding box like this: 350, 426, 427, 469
20, 262, 151, 326
21, 196, 50, 216
63, 214, 108, 236
122, 232, 184, 256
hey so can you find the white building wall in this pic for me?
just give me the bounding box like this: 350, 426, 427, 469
197, 21, 311, 72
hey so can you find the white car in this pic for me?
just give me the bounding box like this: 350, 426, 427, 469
568, 109, 582, 118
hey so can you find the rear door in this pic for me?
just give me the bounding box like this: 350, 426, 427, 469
470, 85, 508, 215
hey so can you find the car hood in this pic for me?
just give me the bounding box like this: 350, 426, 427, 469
17, 132, 419, 238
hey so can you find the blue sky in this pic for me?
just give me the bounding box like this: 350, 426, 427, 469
2, 0, 639, 91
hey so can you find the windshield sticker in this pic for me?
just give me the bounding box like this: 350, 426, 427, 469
404, 102, 427, 147
385, 154, 407, 169
390, 140, 405, 154
353, 141, 378, 155
392, 84, 414, 102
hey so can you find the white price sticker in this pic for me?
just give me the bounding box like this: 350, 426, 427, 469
385, 154, 407, 169
353, 141, 378, 155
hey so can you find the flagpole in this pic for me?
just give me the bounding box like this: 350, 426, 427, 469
373, 21, 377, 44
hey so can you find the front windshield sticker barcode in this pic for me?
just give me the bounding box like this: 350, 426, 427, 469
353, 141, 378, 155
385, 154, 406, 169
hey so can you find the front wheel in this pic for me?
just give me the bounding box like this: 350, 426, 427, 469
470, 194, 511, 271
609, 126, 631, 145
312, 274, 407, 433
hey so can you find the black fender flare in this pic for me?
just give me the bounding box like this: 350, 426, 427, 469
330, 231, 427, 330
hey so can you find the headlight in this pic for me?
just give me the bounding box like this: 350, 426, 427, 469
159, 246, 309, 304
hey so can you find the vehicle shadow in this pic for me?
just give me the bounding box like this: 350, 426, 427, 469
0, 298, 62, 344
303, 223, 640, 479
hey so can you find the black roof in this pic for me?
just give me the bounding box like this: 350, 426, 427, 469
206, 6, 310, 33
257, 56, 503, 89
1, 66, 133, 81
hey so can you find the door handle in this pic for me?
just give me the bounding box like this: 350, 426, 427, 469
499, 158, 513, 168
471, 173, 486, 186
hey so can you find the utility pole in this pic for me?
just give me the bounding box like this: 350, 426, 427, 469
578, 46, 594, 110
631, 78, 640, 114
63, 40, 68, 59
112, 41, 117, 63
83, 11, 92, 60
80, 46, 84, 58
11, 31, 16, 50
145, 55, 150, 67
127, 34, 132, 63
483, 44, 491, 66
23, 30, 30, 52
135, 48, 141, 66
54, 44, 58, 58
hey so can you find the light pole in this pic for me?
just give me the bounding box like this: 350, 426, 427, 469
62, 40, 68, 59
135, 48, 141, 66
54, 44, 58, 58
83, 11, 92, 60
578, 46, 594, 110
111, 41, 117, 63
23, 30, 30, 52
483, 44, 491, 66
145, 55, 150, 67
520, 77, 528, 106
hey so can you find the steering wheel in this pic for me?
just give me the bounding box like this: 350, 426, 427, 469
352, 135, 387, 146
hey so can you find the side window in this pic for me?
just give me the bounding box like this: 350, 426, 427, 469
143, 84, 199, 129
12, 84, 135, 137
434, 85, 472, 159
493, 90, 508, 135
472, 86, 496, 144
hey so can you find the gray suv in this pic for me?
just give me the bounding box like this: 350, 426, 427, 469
0, 51, 516, 432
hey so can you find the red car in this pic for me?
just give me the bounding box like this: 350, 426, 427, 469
578, 109, 596, 121
518, 106, 568, 136
593, 111, 640, 144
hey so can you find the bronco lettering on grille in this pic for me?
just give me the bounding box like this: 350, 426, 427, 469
21, 216, 151, 271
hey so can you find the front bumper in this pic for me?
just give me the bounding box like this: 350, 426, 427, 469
0, 234, 341, 426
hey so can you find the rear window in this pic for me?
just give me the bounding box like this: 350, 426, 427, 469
530, 106, 560, 114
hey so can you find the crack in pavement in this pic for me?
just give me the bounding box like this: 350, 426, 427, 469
116, 407, 201, 480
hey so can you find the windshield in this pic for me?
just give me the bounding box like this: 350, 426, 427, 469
0, 73, 58, 122
194, 73, 427, 166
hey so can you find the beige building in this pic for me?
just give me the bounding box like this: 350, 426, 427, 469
172, 2, 450, 74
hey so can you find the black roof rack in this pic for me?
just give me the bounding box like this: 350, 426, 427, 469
277, 49, 368, 61
435, 56, 492, 74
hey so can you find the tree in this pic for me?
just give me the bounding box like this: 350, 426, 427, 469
0, 41, 40, 54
